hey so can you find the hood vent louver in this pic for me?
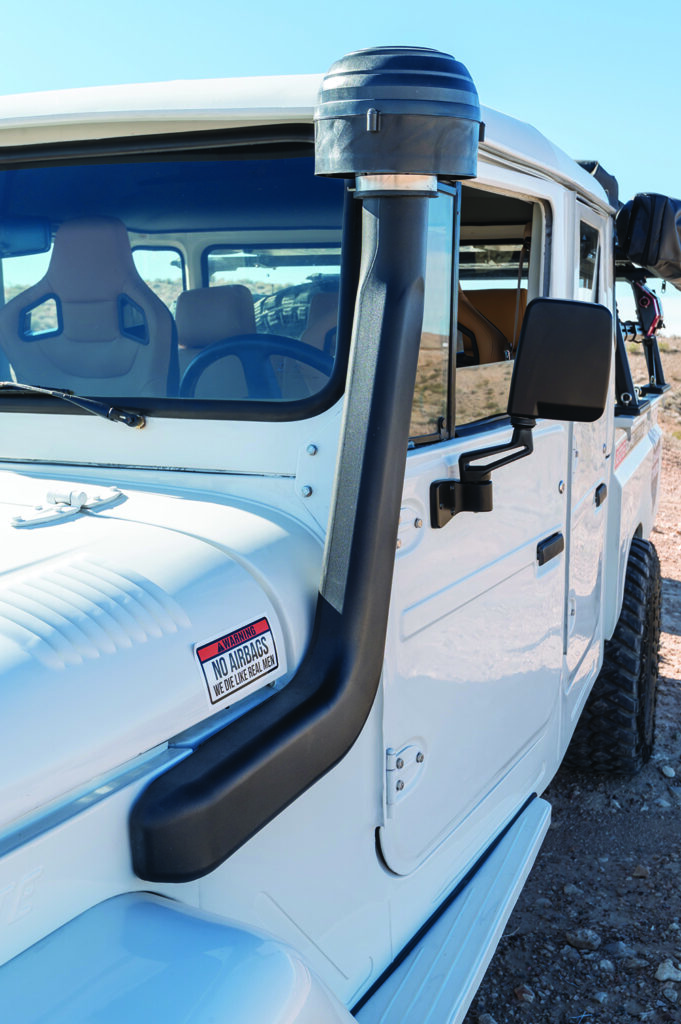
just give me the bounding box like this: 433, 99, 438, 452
0, 559, 189, 670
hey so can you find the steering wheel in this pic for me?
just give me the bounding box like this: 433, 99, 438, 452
179, 333, 334, 399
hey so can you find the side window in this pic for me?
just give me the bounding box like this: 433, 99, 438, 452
197, 243, 342, 403
577, 221, 600, 301
205, 246, 341, 342
132, 248, 184, 315
455, 188, 542, 431
409, 191, 454, 441
3, 244, 186, 315
2, 250, 52, 304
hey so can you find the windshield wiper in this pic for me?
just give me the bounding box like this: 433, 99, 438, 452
0, 382, 145, 428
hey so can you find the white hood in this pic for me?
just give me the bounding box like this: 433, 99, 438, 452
0, 470, 321, 833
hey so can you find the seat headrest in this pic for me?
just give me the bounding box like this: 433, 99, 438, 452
306, 291, 338, 320
46, 217, 140, 300
176, 286, 256, 349
301, 290, 339, 351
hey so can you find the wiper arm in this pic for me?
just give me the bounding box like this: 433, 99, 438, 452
0, 382, 145, 428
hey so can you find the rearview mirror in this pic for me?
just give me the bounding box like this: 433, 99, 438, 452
0, 218, 51, 258
508, 298, 612, 423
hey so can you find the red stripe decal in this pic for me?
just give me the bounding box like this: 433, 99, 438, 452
197, 617, 270, 662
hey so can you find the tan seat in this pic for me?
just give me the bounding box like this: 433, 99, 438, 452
0, 217, 174, 396
176, 286, 256, 358
176, 285, 256, 399
176, 286, 335, 401
268, 290, 339, 399
300, 291, 338, 353
466, 288, 527, 352
457, 287, 509, 365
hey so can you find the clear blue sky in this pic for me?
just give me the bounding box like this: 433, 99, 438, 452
3, 0, 681, 330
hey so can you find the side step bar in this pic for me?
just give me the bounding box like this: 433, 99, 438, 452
355, 797, 551, 1024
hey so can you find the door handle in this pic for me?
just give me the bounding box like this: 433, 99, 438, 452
537, 532, 564, 566
595, 483, 608, 508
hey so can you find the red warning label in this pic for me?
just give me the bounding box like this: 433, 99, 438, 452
196, 617, 279, 705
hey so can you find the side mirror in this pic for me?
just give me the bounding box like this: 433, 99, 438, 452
431, 298, 613, 527
508, 298, 612, 423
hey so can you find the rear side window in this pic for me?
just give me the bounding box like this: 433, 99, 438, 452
578, 221, 600, 301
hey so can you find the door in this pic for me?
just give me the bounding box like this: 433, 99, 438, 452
564, 202, 611, 706
379, 183, 568, 875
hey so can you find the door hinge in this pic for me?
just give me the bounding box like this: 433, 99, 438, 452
386, 743, 426, 809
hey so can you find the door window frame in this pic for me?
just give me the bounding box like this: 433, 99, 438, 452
453, 185, 550, 438
408, 182, 459, 447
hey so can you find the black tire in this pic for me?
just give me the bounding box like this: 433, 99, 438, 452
564, 536, 661, 775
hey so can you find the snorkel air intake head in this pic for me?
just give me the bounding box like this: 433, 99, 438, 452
314, 45, 483, 186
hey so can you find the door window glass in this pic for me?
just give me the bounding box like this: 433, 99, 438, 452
409, 191, 454, 441
455, 188, 540, 431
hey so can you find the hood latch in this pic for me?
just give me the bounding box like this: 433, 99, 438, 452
11, 486, 123, 527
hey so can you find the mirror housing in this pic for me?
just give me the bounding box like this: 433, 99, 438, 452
508, 298, 612, 423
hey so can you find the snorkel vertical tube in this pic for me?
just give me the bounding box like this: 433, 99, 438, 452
130, 46, 483, 882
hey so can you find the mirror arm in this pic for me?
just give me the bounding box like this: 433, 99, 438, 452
430, 416, 535, 528
458, 416, 535, 482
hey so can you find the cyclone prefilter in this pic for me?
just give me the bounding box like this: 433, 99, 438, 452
314, 45, 483, 180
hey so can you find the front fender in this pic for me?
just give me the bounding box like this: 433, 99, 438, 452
0, 893, 354, 1023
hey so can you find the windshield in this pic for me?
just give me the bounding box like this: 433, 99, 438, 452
0, 148, 346, 414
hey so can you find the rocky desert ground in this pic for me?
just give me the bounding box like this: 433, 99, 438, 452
463, 339, 681, 1024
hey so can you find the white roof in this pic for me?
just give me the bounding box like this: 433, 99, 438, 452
0, 73, 609, 207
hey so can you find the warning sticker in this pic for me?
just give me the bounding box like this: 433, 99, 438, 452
614, 435, 628, 470
195, 617, 279, 705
